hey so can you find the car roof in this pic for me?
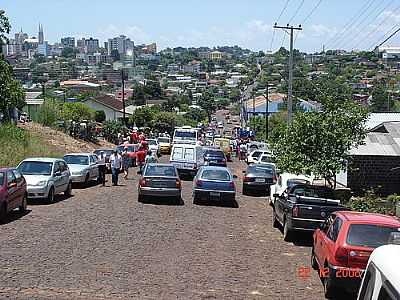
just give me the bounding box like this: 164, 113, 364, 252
20, 157, 60, 163
64, 153, 92, 156
368, 245, 400, 291
335, 211, 400, 225
146, 163, 175, 167
200, 166, 231, 172
0, 167, 15, 172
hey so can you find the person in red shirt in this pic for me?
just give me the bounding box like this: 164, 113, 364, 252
130, 131, 138, 144
136, 146, 146, 173
138, 133, 145, 142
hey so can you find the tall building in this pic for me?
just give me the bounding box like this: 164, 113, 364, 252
14, 29, 28, 55
107, 35, 133, 55
61, 37, 75, 48
38, 42, 49, 56
85, 37, 99, 54
38, 23, 44, 44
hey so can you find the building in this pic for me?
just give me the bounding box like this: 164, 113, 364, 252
142, 43, 157, 54
60, 80, 101, 92
85, 37, 99, 54
38, 23, 44, 44
61, 37, 75, 48
38, 41, 49, 56
23, 91, 44, 120
84, 95, 132, 121
115, 89, 133, 101
107, 35, 134, 56
209, 51, 223, 60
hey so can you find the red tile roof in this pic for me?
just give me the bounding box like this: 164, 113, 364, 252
92, 95, 124, 111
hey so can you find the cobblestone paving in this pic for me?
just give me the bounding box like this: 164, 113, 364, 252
0, 158, 327, 300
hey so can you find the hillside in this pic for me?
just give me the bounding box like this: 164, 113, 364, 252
0, 122, 115, 167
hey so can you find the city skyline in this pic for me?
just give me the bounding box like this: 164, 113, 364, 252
2, 0, 400, 52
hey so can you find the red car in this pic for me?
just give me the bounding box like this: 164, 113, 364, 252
312, 211, 400, 298
0, 168, 28, 222
117, 144, 139, 166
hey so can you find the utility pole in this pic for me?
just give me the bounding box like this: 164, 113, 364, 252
252, 95, 256, 132
121, 69, 126, 126
265, 83, 269, 141
274, 23, 302, 124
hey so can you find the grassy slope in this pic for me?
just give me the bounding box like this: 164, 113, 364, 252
0, 124, 63, 168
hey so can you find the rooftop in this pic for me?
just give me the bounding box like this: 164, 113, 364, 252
337, 211, 400, 225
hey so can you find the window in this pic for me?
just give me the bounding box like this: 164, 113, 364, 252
145, 165, 176, 177
18, 161, 53, 176
358, 264, 375, 300
201, 169, 231, 181
172, 147, 183, 160
378, 280, 398, 300
7, 171, 16, 185
54, 162, 61, 174
0, 172, 4, 186
327, 217, 343, 241
90, 156, 96, 164
291, 186, 335, 199
184, 148, 194, 160
347, 224, 400, 248
12, 169, 23, 183
64, 155, 89, 165
252, 151, 261, 158
59, 162, 68, 172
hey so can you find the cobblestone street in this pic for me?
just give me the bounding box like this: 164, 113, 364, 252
0, 158, 325, 299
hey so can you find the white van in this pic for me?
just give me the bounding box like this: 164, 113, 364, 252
357, 244, 400, 300
170, 144, 204, 177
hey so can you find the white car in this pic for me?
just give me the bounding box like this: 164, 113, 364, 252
17, 158, 72, 203
246, 149, 271, 164
147, 139, 160, 156
269, 173, 312, 206
63, 153, 99, 185
256, 153, 276, 165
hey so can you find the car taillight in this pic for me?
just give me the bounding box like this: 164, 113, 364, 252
243, 176, 253, 182
292, 206, 299, 217
229, 181, 235, 189
139, 178, 147, 187
195, 179, 203, 187
176, 179, 181, 189
335, 247, 349, 266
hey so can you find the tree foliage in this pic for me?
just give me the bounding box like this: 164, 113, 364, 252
95, 110, 106, 123
271, 100, 369, 186
60, 102, 95, 122
0, 10, 11, 50
370, 84, 392, 112
197, 91, 217, 122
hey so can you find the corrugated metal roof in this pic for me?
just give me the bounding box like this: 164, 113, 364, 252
366, 113, 400, 129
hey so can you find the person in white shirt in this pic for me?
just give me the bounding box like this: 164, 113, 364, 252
109, 151, 122, 186
98, 151, 107, 186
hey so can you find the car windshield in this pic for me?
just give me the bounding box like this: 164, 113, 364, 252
287, 179, 310, 188
175, 131, 196, 139
18, 161, 53, 175
204, 150, 224, 157
172, 147, 194, 160
0, 172, 4, 186
145, 165, 176, 177
252, 151, 262, 158
201, 169, 231, 181
94, 150, 113, 156
158, 138, 170, 143
64, 155, 89, 165
117, 145, 135, 153
347, 224, 400, 248
261, 155, 274, 163
291, 186, 334, 199
147, 140, 157, 145
248, 166, 273, 175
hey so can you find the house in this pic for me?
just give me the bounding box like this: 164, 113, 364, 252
60, 80, 101, 93
84, 95, 132, 121
345, 122, 400, 196
23, 91, 44, 120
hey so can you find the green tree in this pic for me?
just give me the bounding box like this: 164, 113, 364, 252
371, 84, 391, 112
271, 101, 369, 187
0, 59, 25, 121
130, 105, 159, 127
0, 10, 11, 53
198, 91, 217, 122
36, 99, 60, 126
61, 47, 78, 58
60, 103, 95, 122
185, 107, 207, 123
229, 88, 241, 102
152, 112, 178, 134
95, 110, 106, 123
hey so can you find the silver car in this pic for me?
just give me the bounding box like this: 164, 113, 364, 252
138, 163, 181, 203
17, 158, 72, 203
63, 153, 99, 185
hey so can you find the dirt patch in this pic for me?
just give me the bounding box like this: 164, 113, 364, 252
20, 122, 116, 154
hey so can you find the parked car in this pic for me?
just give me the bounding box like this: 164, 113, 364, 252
193, 166, 236, 204
93, 148, 113, 172
170, 144, 204, 177
256, 153, 275, 165
157, 137, 172, 154
312, 211, 400, 298
203, 148, 227, 167
116, 144, 139, 166
246, 149, 270, 165
63, 153, 99, 185
242, 164, 277, 195
269, 173, 312, 206
146, 139, 161, 156
0, 168, 27, 222
357, 244, 400, 300
138, 163, 181, 203
17, 158, 72, 203
273, 184, 347, 242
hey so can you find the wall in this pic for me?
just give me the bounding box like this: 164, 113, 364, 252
348, 155, 400, 196
84, 99, 124, 121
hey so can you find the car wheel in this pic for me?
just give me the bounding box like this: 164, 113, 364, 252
64, 181, 72, 197
19, 194, 27, 212
323, 271, 336, 299
311, 248, 319, 270
0, 203, 7, 223
272, 209, 279, 228
84, 174, 90, 186
47, 187, 55, 204
283, 219, 293, 242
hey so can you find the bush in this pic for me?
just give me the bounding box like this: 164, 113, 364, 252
60, 102, 94, 122
346, 190, 397, 216
95, 110, 106, 123
36, 99, 60, 127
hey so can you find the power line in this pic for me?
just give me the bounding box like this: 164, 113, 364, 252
338, 0, 396, 50
324, 0, 376, 49
270, 0, 291, 53
288, 0, 305, 24
352, 4, 400, 50
368, 23, 398, 49
302, 0, 323, 24
372, 26, 400, 50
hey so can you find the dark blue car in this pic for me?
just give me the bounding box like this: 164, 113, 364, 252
193, 166, 236, 203
203, 149, 227, 167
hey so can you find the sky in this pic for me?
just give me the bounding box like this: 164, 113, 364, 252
2, 0, 400, 53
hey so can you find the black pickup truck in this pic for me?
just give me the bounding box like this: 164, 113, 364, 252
272, 184, 348, 242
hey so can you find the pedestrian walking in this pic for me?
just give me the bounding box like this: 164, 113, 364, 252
240, 142, 247, 161
122, 148, 130, 179
110, 150, 122, 186
136, 146, 146, 174
145, 150, 158, 165
98, 151, 107, 186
